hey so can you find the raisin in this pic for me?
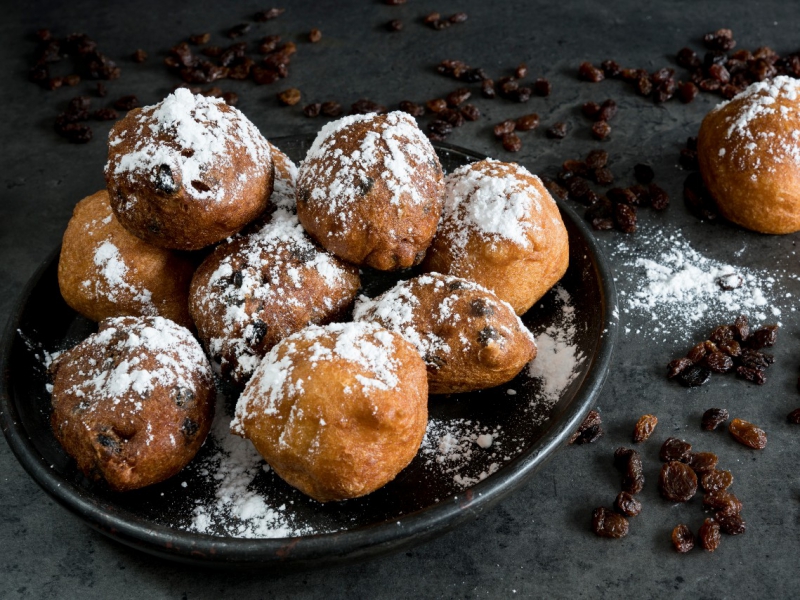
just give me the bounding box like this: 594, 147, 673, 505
541, 177, 568, 201
254, 8, 285, 21
278, 88, 301, 106
227, 24, 251, 39
578, 61, 605, 82
687, 452, 718, 473
678, 365, 711, 387
628, 185, 650, 206
648, 184, 669, 210
308, 29, 322, 43
598, 99, 618, 121
672, 524, 695, 553
733, 315, 750, 341
701, 469, 733, 492
501, 133, 522, 152
582, 102, 601, 119
387, 19, 404, 32
301, 103, 320, 117
398, 100, 424, 117
591, 507, 628, 538
699, 518, 721, 552
568, 411, 602, 445
678, 82, 699, 103
738, 348, 773, 370
590, 217, 614, 231
601, 60, 622, 77
633, 163, 655, 184
708, 63, 731, 83
718, 340, 741, 357
481, 79, 496, 98
667, 357, 694, 379
594, 167, 614, 185
547, 122, 568, 139
701, 408, 729, 431
565, 177, 592, 203
704, 490, 742, 516
729, 418, 767, 449
659, 461, 698, 502
534, 78, 551, 96
632, 414, 658, 443
686, 342, 708, 363
351, 99, 387, 115
494, 120, 516, 138
614, 203, 637, 233
735, 366, 766, 385
93, 108, 118, 121
677, 47, 701, 69
717, 512, 746, 535
591, 121, 611, 140
446, 88, 471, 107
189, 33, 210, 45
574, 423, 604, 445
113, 95, 140, 111
708, 326, 734, 345
705, 351, 733, 374
428, 120, 453, 137
615, 447, 644, 494
747, 325, 778, 350
614, 491, 642, 517
321, 101, 342, 117
132, 49, 148, 63
788, 409, 800, 424
459, 104, 480, 121
703, 28, 736, 51
636, 76, 653, 96
515, 114, 539, 131
449, 12, 468, 24
680, 148, 700, 171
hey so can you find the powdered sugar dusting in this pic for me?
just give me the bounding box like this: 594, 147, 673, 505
87, 240, 154, 310
268, 142, 298, 211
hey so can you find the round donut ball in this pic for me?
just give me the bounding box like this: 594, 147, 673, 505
698, 76, 800, 234
105, 89, 274, 250
296, 111, 444, 270
232, 322, 428, 503
268, 141, 298, 212
189, 208, 361, 385
58, 190, 196, 328
354, 273, 537, 394
422, 159, 569, 315
49, 316, 215, 492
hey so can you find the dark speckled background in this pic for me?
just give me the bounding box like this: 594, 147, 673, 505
2, 1, 800, 597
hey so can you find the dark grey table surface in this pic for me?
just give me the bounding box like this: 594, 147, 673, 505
2, 1, 799, 598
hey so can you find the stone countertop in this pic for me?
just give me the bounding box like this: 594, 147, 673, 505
1, 1, 799, 597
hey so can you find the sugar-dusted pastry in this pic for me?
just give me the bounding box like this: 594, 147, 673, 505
58, 189, 195, 328
354, 273, 537, 394
698, 76, 800, 234
422, 159, 569, 315
295, 111, 444, 270
189, 208, 360, 385
105, 89, 274, 250
49, 316, 215, 492
232, 321, 428, 503
268, 141, 298, 212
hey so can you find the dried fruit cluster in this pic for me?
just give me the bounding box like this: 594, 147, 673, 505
667, 316, 779, 387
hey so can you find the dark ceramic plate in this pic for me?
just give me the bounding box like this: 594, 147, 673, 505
0, 137, 617, 569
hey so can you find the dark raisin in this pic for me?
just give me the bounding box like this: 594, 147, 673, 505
708, 63, 731, 83
251, 67, 280, 85
677, 47, 702, 69
660, 437, 692, 462
628, 185, 650, 206
788, 409, 800, 424
541, 177, 568, 201
644, 184, 667, 210
717, 512, 746, 535
563, 160, 588, 175
547, 122, 568, 139
738, 348, 772, 370
667, 357, 694, 379
718, 340, 741, 357
481, 79, 496, 98
659, 461, 698, 502
573, 423, 604, 445
592, 507, 628, 539
278, 88, 301, 106
351, 99, 387, 114
680, 148, 700, 170
633, 164, 654, 184
733, 314, 750, 341
672, 524, 695, 553
705, 351, 733, 374
701, 469, 733, 493
686, 342, 708, 363
321, 101, 342, 117
502, 133, 522, 152
460, 104, 480, 121
687, 451, 718, 473
569, 410, 602, 444
227, 24, 251, 39
632, 414, 658, 443
247, 320, 268, 346
615, 447, 644, 494
189, 33, 210, 45
533, 78, 551, 96
582, 102, 601, 119
591, 217, 614, 230
113, 95, 140, 111
636, 76, 653, 96
598, 99, 617, 121
678, 82, 700, 103
704, 490, 742, 517
591, 121, 611, 140
93, 108, 118, 121
601, 60, 622, 77
578, 61, 605, 82
132, 49, 148, 63
308, 28, 322, 43
591, 168, 613, 185
747, 325, 778, 349
174, 387, 195, 407
182, 418, 200, 438
477, 326, 499, 346
254, 8, 285, 21
426, 120, 451, 137
387, 19, 404, 32
426, 98, 447, 113
449, 12, 468, 24
614, 491, 642, 517
446, 88, 471, 107
729, 418, 767, 449
703, 28, 736, 51
469, 298, 494, 317
494, 120, 516, 138
398, 100, 424, 117
515, 114, 539, 131
699, 518, 721, 552
585, 149, 608, 169
507, 86, 532, 103
735, 366, 766, 385
701, 408, 729, 431
565, 177, 592, 204
614, 203, 637, 233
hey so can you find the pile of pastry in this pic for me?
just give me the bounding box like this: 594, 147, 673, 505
50, 88, 569, 502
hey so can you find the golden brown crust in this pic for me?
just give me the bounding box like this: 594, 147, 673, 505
58, 190, 195, 328
105, 89, 274, 250
189, 208, 360, 386
232, 322, 428, 502
296, 111, 444, 270
354, 273, 537, 394
49, 316, 215, 492
422, 160, 569, 315
698, 76, 800, 234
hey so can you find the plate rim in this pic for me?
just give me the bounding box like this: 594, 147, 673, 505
0, 138, 617, 568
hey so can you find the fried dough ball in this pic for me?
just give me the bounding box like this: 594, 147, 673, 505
296, 111, 444, 270
422, 160, 569, 315
189, 208, 360, 385
232, 322, 428, 503
105, 89, 274, 250
58, 189, 195, 328
268, 141, 298, 212
49, 316, 215, 492
354, 273, 537, 394
698, 76, 800, 234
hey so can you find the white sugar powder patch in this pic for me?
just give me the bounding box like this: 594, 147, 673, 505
611, 225, 788, 340
88, 240, 154, 310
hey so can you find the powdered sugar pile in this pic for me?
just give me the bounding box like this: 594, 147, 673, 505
612, 225, 789, 340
